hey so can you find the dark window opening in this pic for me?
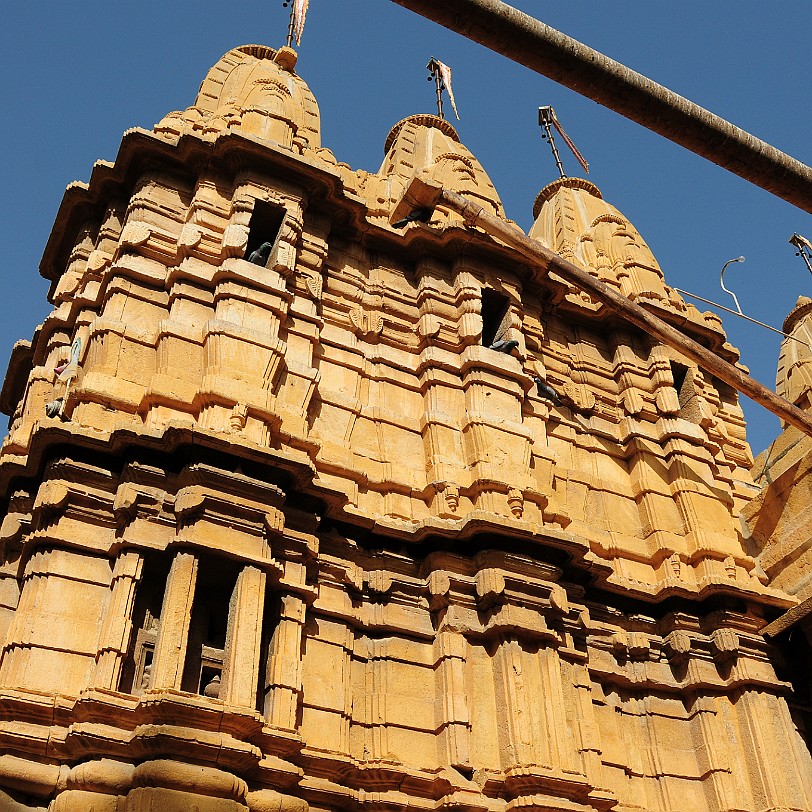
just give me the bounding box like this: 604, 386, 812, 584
119, 553, 171, 696
711, 374, 737, 406
481, 289, 511, 347
244, 200, 286, 263
180, 558, 239, 698
257, 592, 279, 715
670, 361, 689, 404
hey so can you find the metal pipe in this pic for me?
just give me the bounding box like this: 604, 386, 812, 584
719, 256, 746, 315
433, 185, 812, 439
673, 288, 810, 349
389, 0, 812, 214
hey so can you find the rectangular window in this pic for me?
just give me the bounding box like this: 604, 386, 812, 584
244, 200, 286, 265
670, 361, 689, 405
481, 288, 511, 347
180, 558, 240, 698
119, 554, 170, 696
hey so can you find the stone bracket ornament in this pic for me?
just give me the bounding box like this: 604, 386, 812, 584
366, 570, 394, 597
178, 222, 204, 252
230, 403, 248, 432
269, 238, 297, 278
303, 271, 323, 300
507, 488, 524, 518
432, 481, 461, 516
350, 307, 384, 339
475, 568, 506, 610
427, 570, 452, 611
223, 223, 250, 256
562, 380, 596, 412
663, 630, 693, 664
119, 221, 152, 249
711, 628, 740, 662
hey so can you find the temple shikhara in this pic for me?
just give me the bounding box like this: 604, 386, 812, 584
2, 41, 812, 812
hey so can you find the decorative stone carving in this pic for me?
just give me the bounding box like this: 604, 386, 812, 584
349, 307, 384, 338
230, 403, 248, 432
507, 487, 524, 518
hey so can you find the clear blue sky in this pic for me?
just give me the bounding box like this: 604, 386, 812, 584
2, 2, 810, 456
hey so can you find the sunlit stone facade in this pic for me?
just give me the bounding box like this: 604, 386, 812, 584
0, 44, 811, 812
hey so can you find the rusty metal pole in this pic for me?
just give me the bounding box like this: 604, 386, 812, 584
389, 0, 812, 214
428, 185, 812, 439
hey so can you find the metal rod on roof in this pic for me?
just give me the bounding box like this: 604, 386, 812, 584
284, 1, 296, 48
388, 0, 812, 214
427, 58, 445, 119
538, 107, 566, 179
790, 233, 812, 276
673, 288, 811, 349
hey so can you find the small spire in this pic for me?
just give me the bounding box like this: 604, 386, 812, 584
538, 106, 589, 179
427, 58, 460, 121
283, 0, 310, 48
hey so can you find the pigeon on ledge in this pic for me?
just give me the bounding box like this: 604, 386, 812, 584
488, 339, 519, 354
392, 207, 432, 229
532, 376, 562, 405
248, 242, 274, 265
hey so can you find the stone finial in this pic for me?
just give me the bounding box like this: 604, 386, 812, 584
376, 114, 504, 223
776, 295, 812, 409
529, 176, 670, 306
154, 45, 320, 151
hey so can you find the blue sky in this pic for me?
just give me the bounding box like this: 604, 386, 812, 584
2, 1, 810, 456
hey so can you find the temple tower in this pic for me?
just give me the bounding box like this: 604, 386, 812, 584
0, 44, 811, 812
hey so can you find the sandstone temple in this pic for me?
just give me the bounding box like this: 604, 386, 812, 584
1, 43, 812, 812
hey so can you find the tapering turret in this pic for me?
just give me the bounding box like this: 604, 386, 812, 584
373, 113, 504, 225
154, 44, 320, 152
530, 176, 667, 301
777, 295, 812, 410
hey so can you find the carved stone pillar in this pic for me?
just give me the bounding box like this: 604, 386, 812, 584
150, 551, 198, 691
492, 637, 537, 767
735, 688, 812, 810
568, 663, 606, 792
689, 694, 742, 811
434, 631, 471, 770
220, 565, 266, 708
92, 550, 144, 689
263, 593, 305, 729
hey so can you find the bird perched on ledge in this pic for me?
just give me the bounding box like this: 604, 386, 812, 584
488, 339, 519, 354
392, 207, 433, 229
532, 375, 562, 405
248, 241, 274, 265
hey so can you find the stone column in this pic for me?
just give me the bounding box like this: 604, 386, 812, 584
263, 593, 305, 729
689, 694, 742, 811
492, 637, 537, 767
537, 645, 576, 772
568, 663, 607, 792
149, 551, 198, 691
735, 688, 812, 810
434, 631, 471, 770
92, 550, 144, 690
220, 565, 266, 708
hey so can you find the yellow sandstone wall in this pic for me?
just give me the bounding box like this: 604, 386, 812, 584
0, 44, 810, 812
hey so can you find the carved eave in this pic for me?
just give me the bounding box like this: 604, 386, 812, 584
39, 128, 349, 287
0, 339, 35, 417
38, 129, 537, 298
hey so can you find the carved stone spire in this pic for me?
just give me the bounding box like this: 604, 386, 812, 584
154, 44, 320, 153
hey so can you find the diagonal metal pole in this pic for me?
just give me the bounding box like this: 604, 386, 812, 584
388, 0, 812, 214
392, 176, 812, 439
